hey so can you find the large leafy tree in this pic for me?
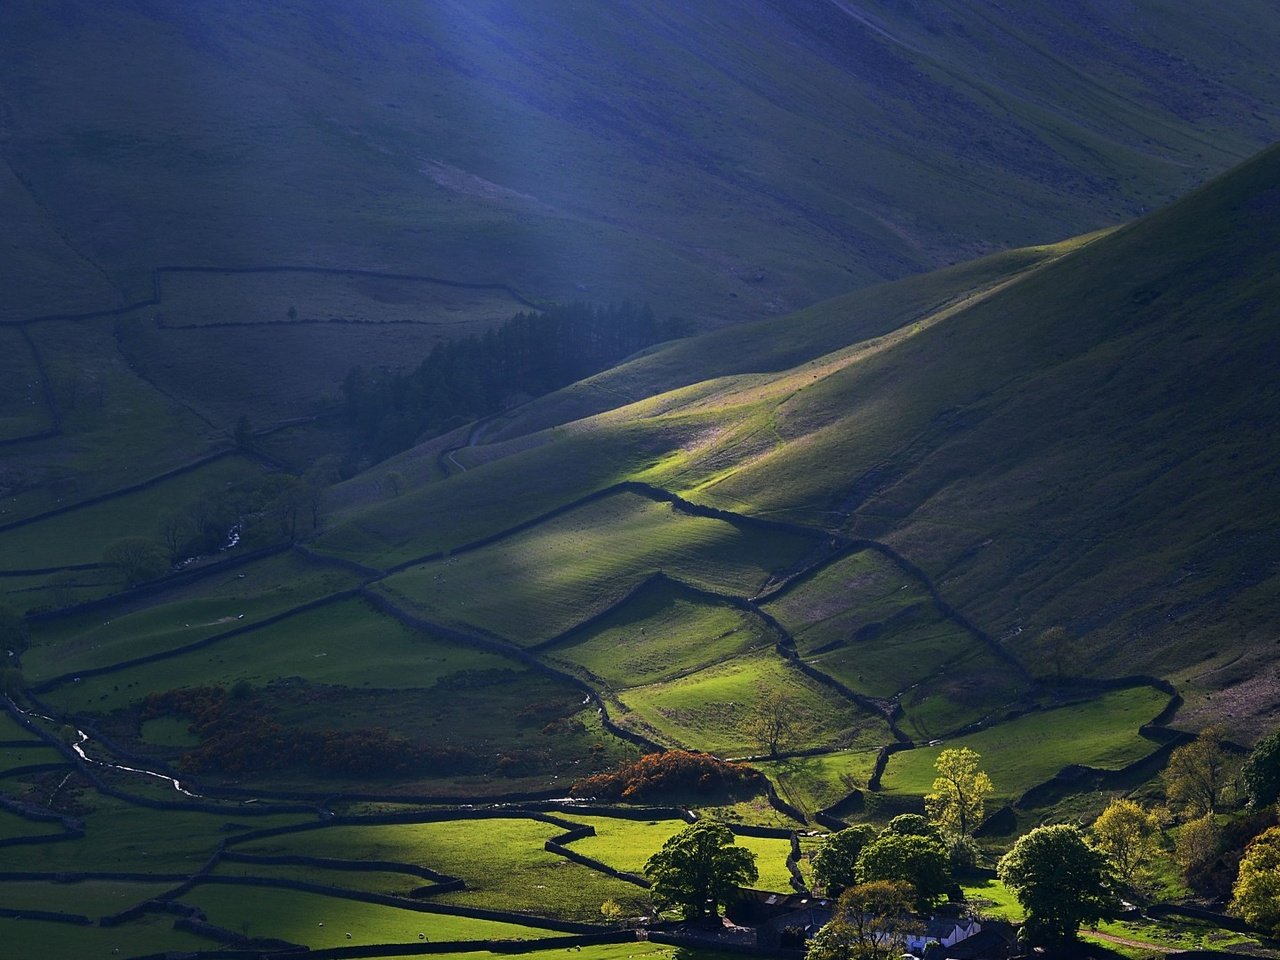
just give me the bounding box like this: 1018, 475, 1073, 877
1230, 826, 1280, 935
805, 881, 919, 960
1163, 727, 1236, 816
998, 824, 1116, 948
1242, 730, 1280, 810
924, 747, 994, 839
1090, 797, 1165, 889
812, 824, 878, 895
644, 820, 758, 920
856, 832, 952, 910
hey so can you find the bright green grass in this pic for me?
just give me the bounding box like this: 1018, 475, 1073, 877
181, 882, 561, 949
1089, 916, 1265, 954
23, 552, 362, 681
341, 942, 742, 960
237, 818, 649, 921
615, 650, 884, 756
0, 879, 179, 918
212, 860, 429, 897
753, 749, 881, 815
881, 687, 1171, 801
959, 877, 1023, 921
0, 914, 209, 959
0, 453, 265, 572
45, 596, 515, 713
545, 578, 773, 687
375, 491, 818, 647
733, 834, 798, 893
560, 815, 687, 875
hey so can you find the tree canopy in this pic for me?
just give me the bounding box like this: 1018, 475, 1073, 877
997, 824, 1115, 947
1230, 826, 1280, 935
812, 824, 879, 896
644, 820, 758, 920
1163, 727, 1236, 816
805, 881, 918, 960
1091, 797, 1165, 890
856, 832, 952, 910
924, 747, 993, 839
1242, 729, 1280, 810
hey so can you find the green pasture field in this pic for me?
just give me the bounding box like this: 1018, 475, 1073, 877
544, 578, 773, 687
732, 834, 799, 894
212, 859, 430, 898
42, 596, 514, 713
314, 417, 727, 568
118, 306, 506, 430
0, 568, 119, 614
0, 327, 53, 441
959, 877, 1023, 921
0, 878, 180, 918
181, 882, 562, 949
138, 715, 199, 748
23, 552, 362, 682
0, 914, 209, 959
1090, 916, 1266, 955
615, 650, 885, 756
880, 686, 1171, 801
0, 453, 265, 573
0, 741, 64, 777
0, 794, 315, 875
375, 491, 817, 647
389, 945, 742, 960
753, 749, 881, 816
0, 709, 41, 739
0, 806, 65, 840
236, 817, 650, 920
14, 318, 226, 507
558, 815, 688, 875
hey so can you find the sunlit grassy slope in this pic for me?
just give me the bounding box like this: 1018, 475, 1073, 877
2, 1, 1278, 325
327, 142, 1280, 735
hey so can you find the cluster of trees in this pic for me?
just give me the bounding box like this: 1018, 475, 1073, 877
341, 301, 684, 461
570, 749, 762, 801
100, 467, 334, 589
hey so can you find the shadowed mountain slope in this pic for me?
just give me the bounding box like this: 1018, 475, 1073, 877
1, 0, 1277, 323
326, 142, 1280, 734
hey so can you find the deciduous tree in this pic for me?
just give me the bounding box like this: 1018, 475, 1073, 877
924, 747, 993, 839
745, 688, 798, 758
812, 824, 878, 895
997, 824, 1115, 948
856, 832, 952, 910
1242, 729, 1280, 810
103, 537, 169, 586
805, 881, 919, 960
1164, 727, 1236, 816
1230, 826, 1280, 935
1090, 797, 1164, 889
644, 820, 758, 920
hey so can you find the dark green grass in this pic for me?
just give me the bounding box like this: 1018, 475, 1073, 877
0, 806, 63, 840
544, 578, 773, 687
212, 859, 429, 898
0, 453, 265, 573
23, 552, 362, 682
181, 883, 561, 948
0, 878, 179, 918
614, 650, 886, 756
0, 914, 209, 959
236, 818, 650, 920
375, 491, 816, 647
880, 687, 1171, 801
0, 794, 315, 875
0, 328, 53, 441
43, 596, 510, 713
